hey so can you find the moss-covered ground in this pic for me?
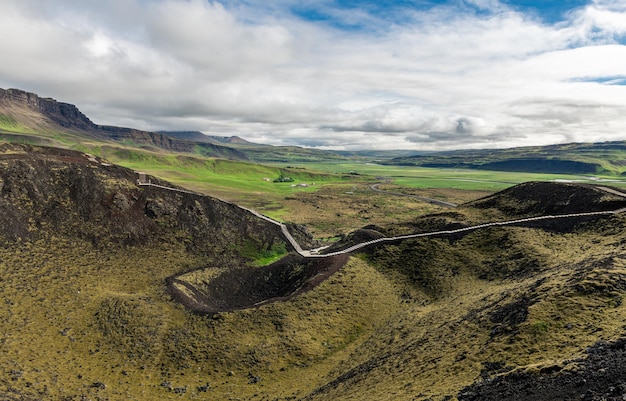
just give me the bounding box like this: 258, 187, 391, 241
3, 144, 626, 401
0, 236, 400, 400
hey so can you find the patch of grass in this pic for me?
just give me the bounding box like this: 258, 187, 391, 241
254, 243, 288, 266
237, 239, 289, 266
0, 114, 19, 130
278, 162, 626, 190
529, 321, 550, 338
279, 183, 443, 239
0, 234, 401, 401
95, 146, 355, 214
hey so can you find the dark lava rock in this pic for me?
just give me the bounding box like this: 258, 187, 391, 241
458, 338, 626, 401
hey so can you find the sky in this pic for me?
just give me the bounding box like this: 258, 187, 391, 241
1, 0, 626, 151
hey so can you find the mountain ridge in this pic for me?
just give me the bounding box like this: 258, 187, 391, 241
380, 140, 626, 175
0, 88, 250, 159
159, 130, 252, 145
0, 87, 350, 163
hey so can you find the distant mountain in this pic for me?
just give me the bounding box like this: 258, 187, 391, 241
331, 149, 427, 159
158, 131, 253, 145
381, 141, 626, 175
0, 87, 350, 163
0, 88, 248, 159
159, 131, 352, 163
224, 135, 251, 144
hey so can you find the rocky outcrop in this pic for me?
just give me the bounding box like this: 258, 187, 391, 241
0, 88, 248, 159
458, 338, 626, 401
0, 88, 40, 106
0, 88, 97, 130
100, 125, 247, 158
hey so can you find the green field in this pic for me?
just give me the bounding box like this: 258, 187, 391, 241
277, 161, 626, 191
99, 148, 626, 224
107, 150, 626, 199
95, 147, 359, 210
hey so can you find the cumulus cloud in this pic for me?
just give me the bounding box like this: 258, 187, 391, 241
0, 0, 625, 150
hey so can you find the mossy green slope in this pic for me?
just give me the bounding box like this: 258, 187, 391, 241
303, 185, 626, 400
0, 143, 398, 400
3, 144, 626, 401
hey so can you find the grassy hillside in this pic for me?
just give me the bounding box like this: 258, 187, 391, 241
302, 183, 626, 400
93, 145, 359, 216
382, 141, 626, 176
4, 145, 626, 400
0, 144, 398, 401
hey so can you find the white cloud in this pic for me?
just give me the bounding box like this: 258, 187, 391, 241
0, 0, 625, 151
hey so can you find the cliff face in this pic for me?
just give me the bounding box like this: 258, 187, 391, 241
0, 88, 97, 130
0, 88, 248, 159
0, 88, 41, 106
99, 125, 248, 158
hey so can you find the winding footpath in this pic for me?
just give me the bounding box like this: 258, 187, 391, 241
138, 181, 626, 259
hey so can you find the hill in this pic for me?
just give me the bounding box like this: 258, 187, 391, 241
160, 130, 351, 163
158, 131, 251, 145
0, 87, 349, 163
3, 143, 626, 400
0, 143, 389, 400
0, 88, 248, 160
299, 182, 626, 400
381, 141, 626, 175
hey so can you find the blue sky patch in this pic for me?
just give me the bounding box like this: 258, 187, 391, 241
574, 76, 626, 86
290, 0, 593, 31
504, 0, 589, 22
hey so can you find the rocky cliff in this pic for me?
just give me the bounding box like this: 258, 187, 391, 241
0, 88, 97, 131
0, 88, 248, 159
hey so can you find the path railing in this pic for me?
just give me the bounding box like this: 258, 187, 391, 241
138, 179, 626, 259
